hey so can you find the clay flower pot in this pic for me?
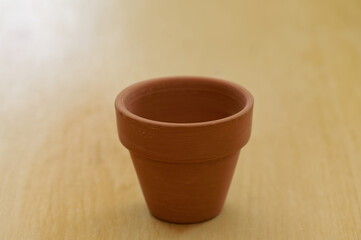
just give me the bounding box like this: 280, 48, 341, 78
115, 76, 253, 224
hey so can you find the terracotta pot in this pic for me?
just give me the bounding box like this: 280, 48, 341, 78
115, 76, 253, 224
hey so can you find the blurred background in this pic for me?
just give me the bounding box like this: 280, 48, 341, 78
0, 0, 360, 239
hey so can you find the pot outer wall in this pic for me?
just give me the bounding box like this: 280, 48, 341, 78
130, 150, 240, 224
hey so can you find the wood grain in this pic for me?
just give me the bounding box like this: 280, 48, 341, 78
1, 0, 361, 239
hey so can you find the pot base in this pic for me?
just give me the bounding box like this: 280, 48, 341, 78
150, 211, 221, 224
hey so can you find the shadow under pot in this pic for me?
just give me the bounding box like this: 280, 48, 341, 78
115, 76, 254, 224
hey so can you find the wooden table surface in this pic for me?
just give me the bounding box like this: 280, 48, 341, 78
1, 0, 361, 239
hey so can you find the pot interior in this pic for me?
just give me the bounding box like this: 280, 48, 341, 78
123, 78, 247, 123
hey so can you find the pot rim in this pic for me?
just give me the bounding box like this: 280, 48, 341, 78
115, 76, 254, 128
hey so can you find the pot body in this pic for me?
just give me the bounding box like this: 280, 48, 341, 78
130, 151, 240, 223
115, 76, 253, 223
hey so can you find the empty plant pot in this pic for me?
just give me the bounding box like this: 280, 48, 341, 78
115, 76, 253, 224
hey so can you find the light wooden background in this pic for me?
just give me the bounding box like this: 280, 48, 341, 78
1, 0, 361, 239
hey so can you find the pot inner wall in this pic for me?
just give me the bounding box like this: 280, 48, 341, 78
124, 80, 246, 123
